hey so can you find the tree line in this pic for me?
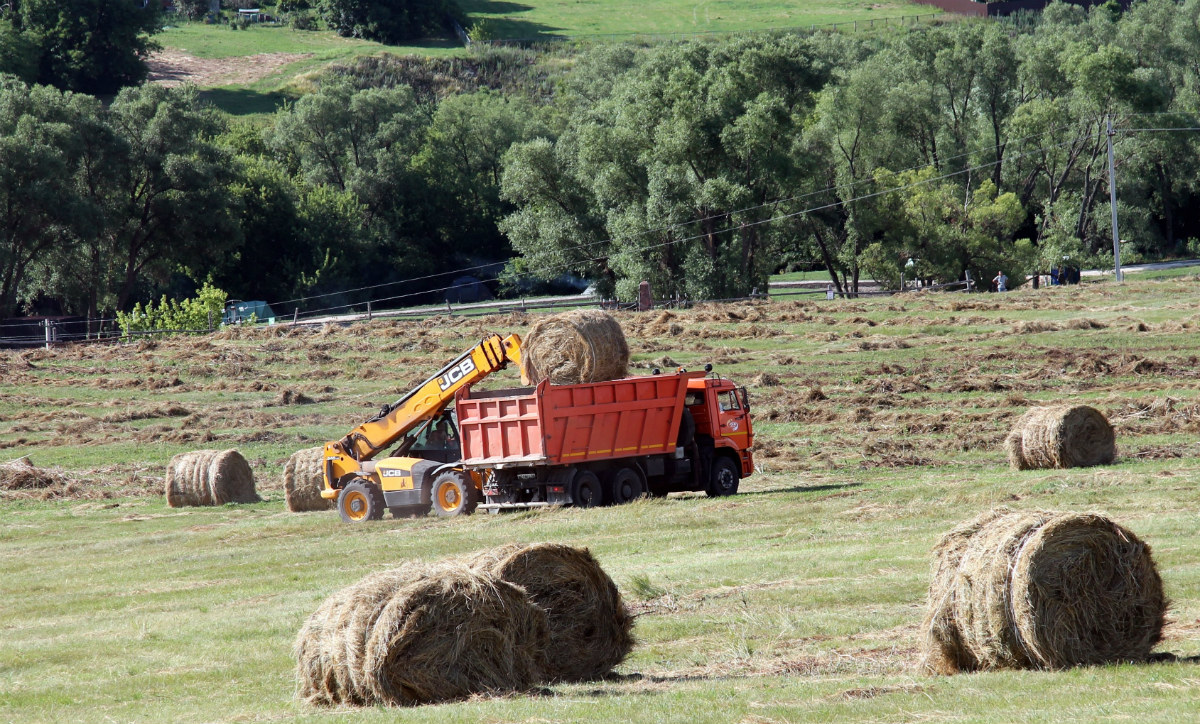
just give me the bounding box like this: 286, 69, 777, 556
3, 0, 1200, 323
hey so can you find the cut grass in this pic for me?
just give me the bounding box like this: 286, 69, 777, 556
3, 278, 1200, 722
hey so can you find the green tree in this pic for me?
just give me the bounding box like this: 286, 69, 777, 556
0, 17, 38, 82
0, 79, 95, 318
317, 0, 458, 43
503, 36, 831, 301
209, 155, 368, 304
861, 169, 1029, 290
32, 85, 240, 319
15, 0, 162, 95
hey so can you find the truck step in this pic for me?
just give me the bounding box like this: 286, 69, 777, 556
478, 502, 557, 514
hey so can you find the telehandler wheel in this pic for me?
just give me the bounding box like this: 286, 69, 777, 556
705, 456, 740, 498
338, 480, 385, 522
432, 470, 478, 517
608, 467, 645, 505
571, 470, 605, 508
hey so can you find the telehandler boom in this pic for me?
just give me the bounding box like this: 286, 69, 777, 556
322, 333, 522, 521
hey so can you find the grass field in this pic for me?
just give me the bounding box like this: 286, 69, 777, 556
4, 276, 1200, 722
152, 0, 936, 115
459, 0, 932, 39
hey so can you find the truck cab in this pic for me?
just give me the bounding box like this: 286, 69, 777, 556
685, 376, 754, 478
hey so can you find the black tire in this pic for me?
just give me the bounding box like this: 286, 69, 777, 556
571, 470, 605, 508
677, 409, 696, 447
706, 456, 740, 497
338, 479, 385, 523
608, 467, 645, 505
431, 470, 479, 517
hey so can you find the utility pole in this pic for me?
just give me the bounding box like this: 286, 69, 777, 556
1106, 116, 1123, 282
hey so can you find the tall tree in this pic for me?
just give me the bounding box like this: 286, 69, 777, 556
0, 79, 93, 318
15, 0, 161, 95
317, 0, 458, 43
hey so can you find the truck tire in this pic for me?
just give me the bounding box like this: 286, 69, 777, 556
338, 479, 385, 522
431, 470, 478, 517
571, 470, 604, 508
608, 466, 645, 505
706, 456, 740, 497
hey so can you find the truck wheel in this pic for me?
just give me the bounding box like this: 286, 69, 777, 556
608, 467, 645, 505
706, 456, 740, 497
338, 480, 385, 522
432, 470, 478, 517
571, 470, 604, 509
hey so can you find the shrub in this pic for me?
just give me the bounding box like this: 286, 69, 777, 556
117, 283, 229, 336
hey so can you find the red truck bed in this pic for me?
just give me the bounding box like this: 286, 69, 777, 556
456, 372, 702, 468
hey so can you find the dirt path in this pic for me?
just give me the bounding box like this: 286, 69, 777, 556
147, 49, 312, 88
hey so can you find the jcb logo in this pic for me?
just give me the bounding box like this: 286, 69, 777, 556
438, 358, 476, 391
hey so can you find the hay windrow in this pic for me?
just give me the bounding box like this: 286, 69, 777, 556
520, 310, 630, 385
921, 508, 1165, 674
284, 446, 334, 513
164, 449, 259, 507
471, 543, 634, 682
1005, 405, 1116, 470
295, 562, 549, 707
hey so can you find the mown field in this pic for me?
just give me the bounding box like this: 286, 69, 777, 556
3, 274, 1200, 723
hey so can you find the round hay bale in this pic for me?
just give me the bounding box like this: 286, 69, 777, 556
471, 543, 634, 682
164, 449, 258, 507
1005, 405, 1115, 470
920, 508, 1165, 674
284, 447, 334, 513
520, 310, 630, 385
295, 563, 549, 707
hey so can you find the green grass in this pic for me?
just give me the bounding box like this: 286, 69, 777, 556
460, 0, 933, 39
4, 279, 1200, 722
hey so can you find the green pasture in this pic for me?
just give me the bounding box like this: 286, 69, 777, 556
459, 0, 933, 40
3, 277, 1200, 722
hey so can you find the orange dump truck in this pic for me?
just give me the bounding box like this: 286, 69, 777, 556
456, 369, 754, 511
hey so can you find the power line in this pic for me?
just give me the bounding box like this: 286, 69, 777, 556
269, 122, 1082, 312
288, 132, 1098, 319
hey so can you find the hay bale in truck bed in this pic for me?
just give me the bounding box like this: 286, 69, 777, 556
1005, 405, 1115, 470
471, 543, 634, 682
284, 446, 334, 513
520, 310, 630, 385
164, 449, 259, 507
921, 507, 1165, 674
295, 562, 549, 707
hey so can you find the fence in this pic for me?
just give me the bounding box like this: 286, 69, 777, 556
908, 0, 1130, 16
0, 280, 981, 349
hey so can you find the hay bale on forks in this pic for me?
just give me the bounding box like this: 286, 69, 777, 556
520, 310, 630, 385
284, 446, 334, 512
1005, 405, 1115, 470
921, 507, 1165, 674
164, 449, 259, 507
472, 543, 634, 682
295, 562, 549, 707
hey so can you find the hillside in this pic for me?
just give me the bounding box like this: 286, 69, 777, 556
3, 275, 1199, 722
148, 0, 934, 113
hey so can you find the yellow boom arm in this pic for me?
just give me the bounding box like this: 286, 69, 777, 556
322, 333, 522, 496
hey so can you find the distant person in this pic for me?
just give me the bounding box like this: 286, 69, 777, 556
1050, 267, 1059, 286
993, 271, 1008, 292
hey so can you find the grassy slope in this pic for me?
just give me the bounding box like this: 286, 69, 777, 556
459, 0, 931, 39
3, 274, 1200, 723
156, 0, 933, 114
